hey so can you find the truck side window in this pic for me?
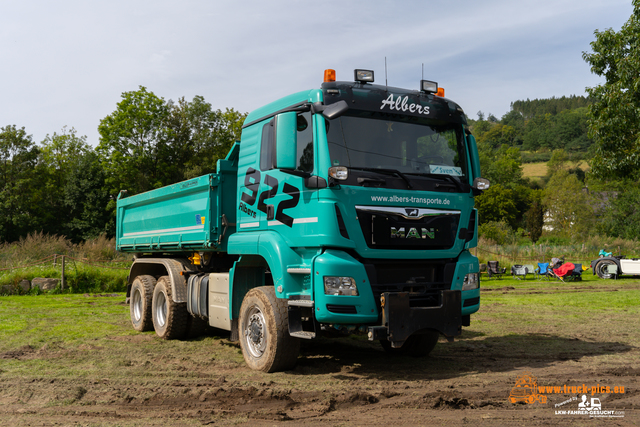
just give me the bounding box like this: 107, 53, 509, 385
260, 112, 313, 172
259, 119, 276, 171
296, 112, 313, 173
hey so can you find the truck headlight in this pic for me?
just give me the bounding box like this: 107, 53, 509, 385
462, 273, 479, 291
324, 276, 358, 296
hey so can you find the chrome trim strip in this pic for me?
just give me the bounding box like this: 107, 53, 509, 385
355, 205, 460, 219
123, 224, 204, 237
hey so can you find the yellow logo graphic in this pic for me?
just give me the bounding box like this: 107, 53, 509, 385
509, 372, 547, 404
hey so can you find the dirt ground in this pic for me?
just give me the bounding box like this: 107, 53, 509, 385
0, 283, 638, 426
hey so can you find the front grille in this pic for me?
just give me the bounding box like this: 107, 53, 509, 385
356, 206, 460, 250
363, 258, 456, 309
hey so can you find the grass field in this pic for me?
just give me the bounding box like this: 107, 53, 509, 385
522, 160, 589, 183
0, 273, 638, 426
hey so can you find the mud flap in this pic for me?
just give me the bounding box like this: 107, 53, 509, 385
367, 290, 461, 348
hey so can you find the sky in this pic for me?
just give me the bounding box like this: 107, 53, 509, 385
1, 0, 634, 147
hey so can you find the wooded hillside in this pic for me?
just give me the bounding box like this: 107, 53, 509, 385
0, 89, 636, 247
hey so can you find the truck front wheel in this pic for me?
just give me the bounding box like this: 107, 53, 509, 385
380, 330, 439, 357
239, 286, 300, 372
130, 275, 156, 332
152, 276, 188, 339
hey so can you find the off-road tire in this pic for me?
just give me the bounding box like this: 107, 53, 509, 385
595, 260, 616, 279
130, 275, 156, 332
380, 330, 439, 357
152, 276, 188, 339
239, 286, 300, 372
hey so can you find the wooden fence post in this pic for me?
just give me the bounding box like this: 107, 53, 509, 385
61, 255, 65, 291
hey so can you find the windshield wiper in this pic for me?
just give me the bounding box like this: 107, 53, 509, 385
406, 172, 466, 192
348, 167, 413, 189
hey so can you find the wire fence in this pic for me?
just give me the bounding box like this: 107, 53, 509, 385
0, 254, 130, 273
0, 246, 622, 273
0, 253, 131, 295
475, 244, 624, 266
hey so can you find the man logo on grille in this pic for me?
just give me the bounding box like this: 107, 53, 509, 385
391, 227, 435, 239
405, 208, 419, 217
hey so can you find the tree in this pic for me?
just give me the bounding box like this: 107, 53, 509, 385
596, 187, 640, 239
476, 123, 516, 149
524, 190, 544, 243
546, 149, 569, 176
478, 220, 517, 245
474, 184, 519, 228
97, 88, 247, 235
556, 108, 590, 151
98, 88, 247, 198
37, 127, 91, 238
478, 144, 523, 187
167, 96, 246, 179
583, 1, 640, 180
543, 170, 594, 237
97, 86, 172, 196
63, 150, 111, 241
0, 126, 40, 242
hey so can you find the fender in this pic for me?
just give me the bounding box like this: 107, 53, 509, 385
127, 258, 191, 303
228, 231, 308, 319
228, 230, 306, 294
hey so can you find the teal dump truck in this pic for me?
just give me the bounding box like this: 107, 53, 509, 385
117, 68, 489, 372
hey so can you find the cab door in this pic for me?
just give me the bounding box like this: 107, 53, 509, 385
257, 111, 317, 242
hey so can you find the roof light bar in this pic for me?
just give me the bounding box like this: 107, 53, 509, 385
420, 80, 438, 94
354, 69, 374, 83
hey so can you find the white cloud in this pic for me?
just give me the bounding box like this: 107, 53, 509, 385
0, 0, 633, 145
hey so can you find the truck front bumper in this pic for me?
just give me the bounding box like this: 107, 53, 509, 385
367, 290, 461, 347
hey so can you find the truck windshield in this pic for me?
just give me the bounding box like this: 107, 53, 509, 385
326, 111, 467, 180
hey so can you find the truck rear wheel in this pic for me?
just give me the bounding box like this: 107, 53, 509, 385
380, 330, 439, 357
239, 286, 300, 372
152, 276, 188, 339
130, 275, 156, 332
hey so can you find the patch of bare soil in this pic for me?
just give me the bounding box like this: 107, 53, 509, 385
0, 290, 638, 426
0, 345, 37, 360
1, 336, 637, 427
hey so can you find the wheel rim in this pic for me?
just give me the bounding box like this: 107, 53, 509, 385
597, 262, 613, 279
132, 288, 143, 322
244, 305, 268, 358
155, 291, 167, 327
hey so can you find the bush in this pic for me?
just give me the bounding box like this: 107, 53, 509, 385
0, 233, 130, 294
537, 235, 572, 246
479, 221, 517, 245
521, 152, 552, 163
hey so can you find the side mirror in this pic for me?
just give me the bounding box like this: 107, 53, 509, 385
275, 112, 297, 170
472, 177, 490, 191
312, 100, 349, 120
322, 100, 349, 120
